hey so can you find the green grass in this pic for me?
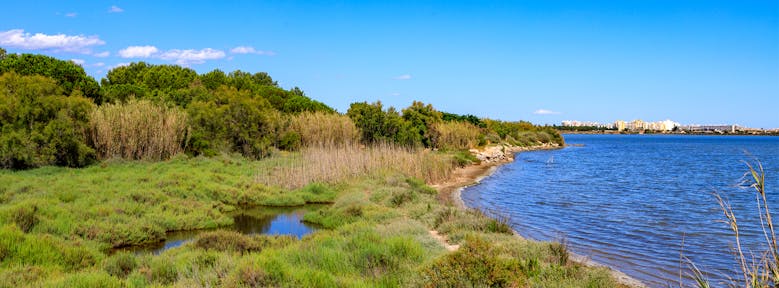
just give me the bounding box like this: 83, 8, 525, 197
0, 152, 622, 287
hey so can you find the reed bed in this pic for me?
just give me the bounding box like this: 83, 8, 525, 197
435, 121, 481, 150
256, 143, 457, 190
290, 112, 359, 148
89, 100, 188, 160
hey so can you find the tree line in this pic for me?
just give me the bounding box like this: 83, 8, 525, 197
0, 48, 563, 169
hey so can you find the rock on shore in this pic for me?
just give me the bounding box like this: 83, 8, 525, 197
469, 142, 561, 164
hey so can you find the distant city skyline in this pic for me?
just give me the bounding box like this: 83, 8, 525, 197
1, 1, 777, 128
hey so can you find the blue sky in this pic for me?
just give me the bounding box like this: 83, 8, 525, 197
2, 1, 778, 128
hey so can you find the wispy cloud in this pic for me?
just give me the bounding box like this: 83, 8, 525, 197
393, 74, 412, 80
390, 92, 401, 96
65, 12, 77, 17
111, 62, 131, 69
533, 109, 561, 115
118, 45, 226, 65
92, 62, 105, 67
0, 29, 105, 54
93, 51, 110, 58
108, 5, 124, 13
70, 59, 85, 65
118, 45, 158, 58
230, 46, 276, 56
159, 48, 226, 65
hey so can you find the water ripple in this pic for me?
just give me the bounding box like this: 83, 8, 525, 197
462, 135, 779, 287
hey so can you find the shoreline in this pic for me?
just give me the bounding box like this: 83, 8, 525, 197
433, 143, 647, 288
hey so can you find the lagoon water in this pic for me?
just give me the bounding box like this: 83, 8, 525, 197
461, 134, 779, 287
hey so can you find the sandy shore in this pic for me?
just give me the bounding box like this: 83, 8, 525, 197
432, 144, 648, 288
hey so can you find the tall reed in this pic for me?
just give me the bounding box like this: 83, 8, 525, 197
290, 112, 359, 148
687, 160, 775, 287
89, 100, 189, 160
255, 143, 457, 190
434, 121, 481, 150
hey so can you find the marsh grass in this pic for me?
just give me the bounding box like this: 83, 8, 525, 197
89, 100, 188, 161
0, 149, 620, 287
255, 143, 457, 190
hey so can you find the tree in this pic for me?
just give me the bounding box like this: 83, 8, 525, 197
0, 53, 102, 103
201, 69, 227, 90
0, 72, 95, 169
401, 101, 442, 148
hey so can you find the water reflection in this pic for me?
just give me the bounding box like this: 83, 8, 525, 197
123, 205, 323, 254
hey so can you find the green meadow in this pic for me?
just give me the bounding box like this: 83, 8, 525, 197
0, 151, 622, 287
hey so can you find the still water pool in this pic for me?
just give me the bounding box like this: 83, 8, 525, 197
123, 206, 321, 255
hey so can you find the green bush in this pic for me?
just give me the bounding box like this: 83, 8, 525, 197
422, 235, 525, 287
150, 258, 178, 285
194, 230, 261, 254
104, 252, 138, 278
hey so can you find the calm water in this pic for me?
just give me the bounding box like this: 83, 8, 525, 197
124, 206, 321, 254
462, 135, 779, 287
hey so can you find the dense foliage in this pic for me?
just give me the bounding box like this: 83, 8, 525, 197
0, 50, 562, 169
0, 72, 95, 169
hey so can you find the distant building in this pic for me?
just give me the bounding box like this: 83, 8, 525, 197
682, 124, 739, 133
614, 120, 626, 131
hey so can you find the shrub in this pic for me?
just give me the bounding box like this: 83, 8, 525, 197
11, 204, 38, 233
422, 235, 525, 287
453, 150, 479, 168
150, 258, 178, 285
390, 190, 416, 207
104, 252, 138, 278
194, 230, 261, 254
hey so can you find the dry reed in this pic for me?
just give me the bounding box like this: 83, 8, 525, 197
89, 100, 189, 160
290, 112, 359, 148
434, 121, 481, 150
256, 143, 457, 190
686, 160, 775, 287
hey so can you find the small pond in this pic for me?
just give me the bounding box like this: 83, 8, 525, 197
122, 205, 323, 254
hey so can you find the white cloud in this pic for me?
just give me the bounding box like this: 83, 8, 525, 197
111, 62, 131, 69
93, 62, 105, 67
533, 109, 561, 115
390, 92, 401, 96
0, 29, 105, 54
393, 74, 412, 80
230, 46, 276, 56
109, 5, 124, 13
70, 59, 85, 65
158, 48, 225, 65
65, 12, 77, 17
93, 51, 110, 57
118, 45, 158, 58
